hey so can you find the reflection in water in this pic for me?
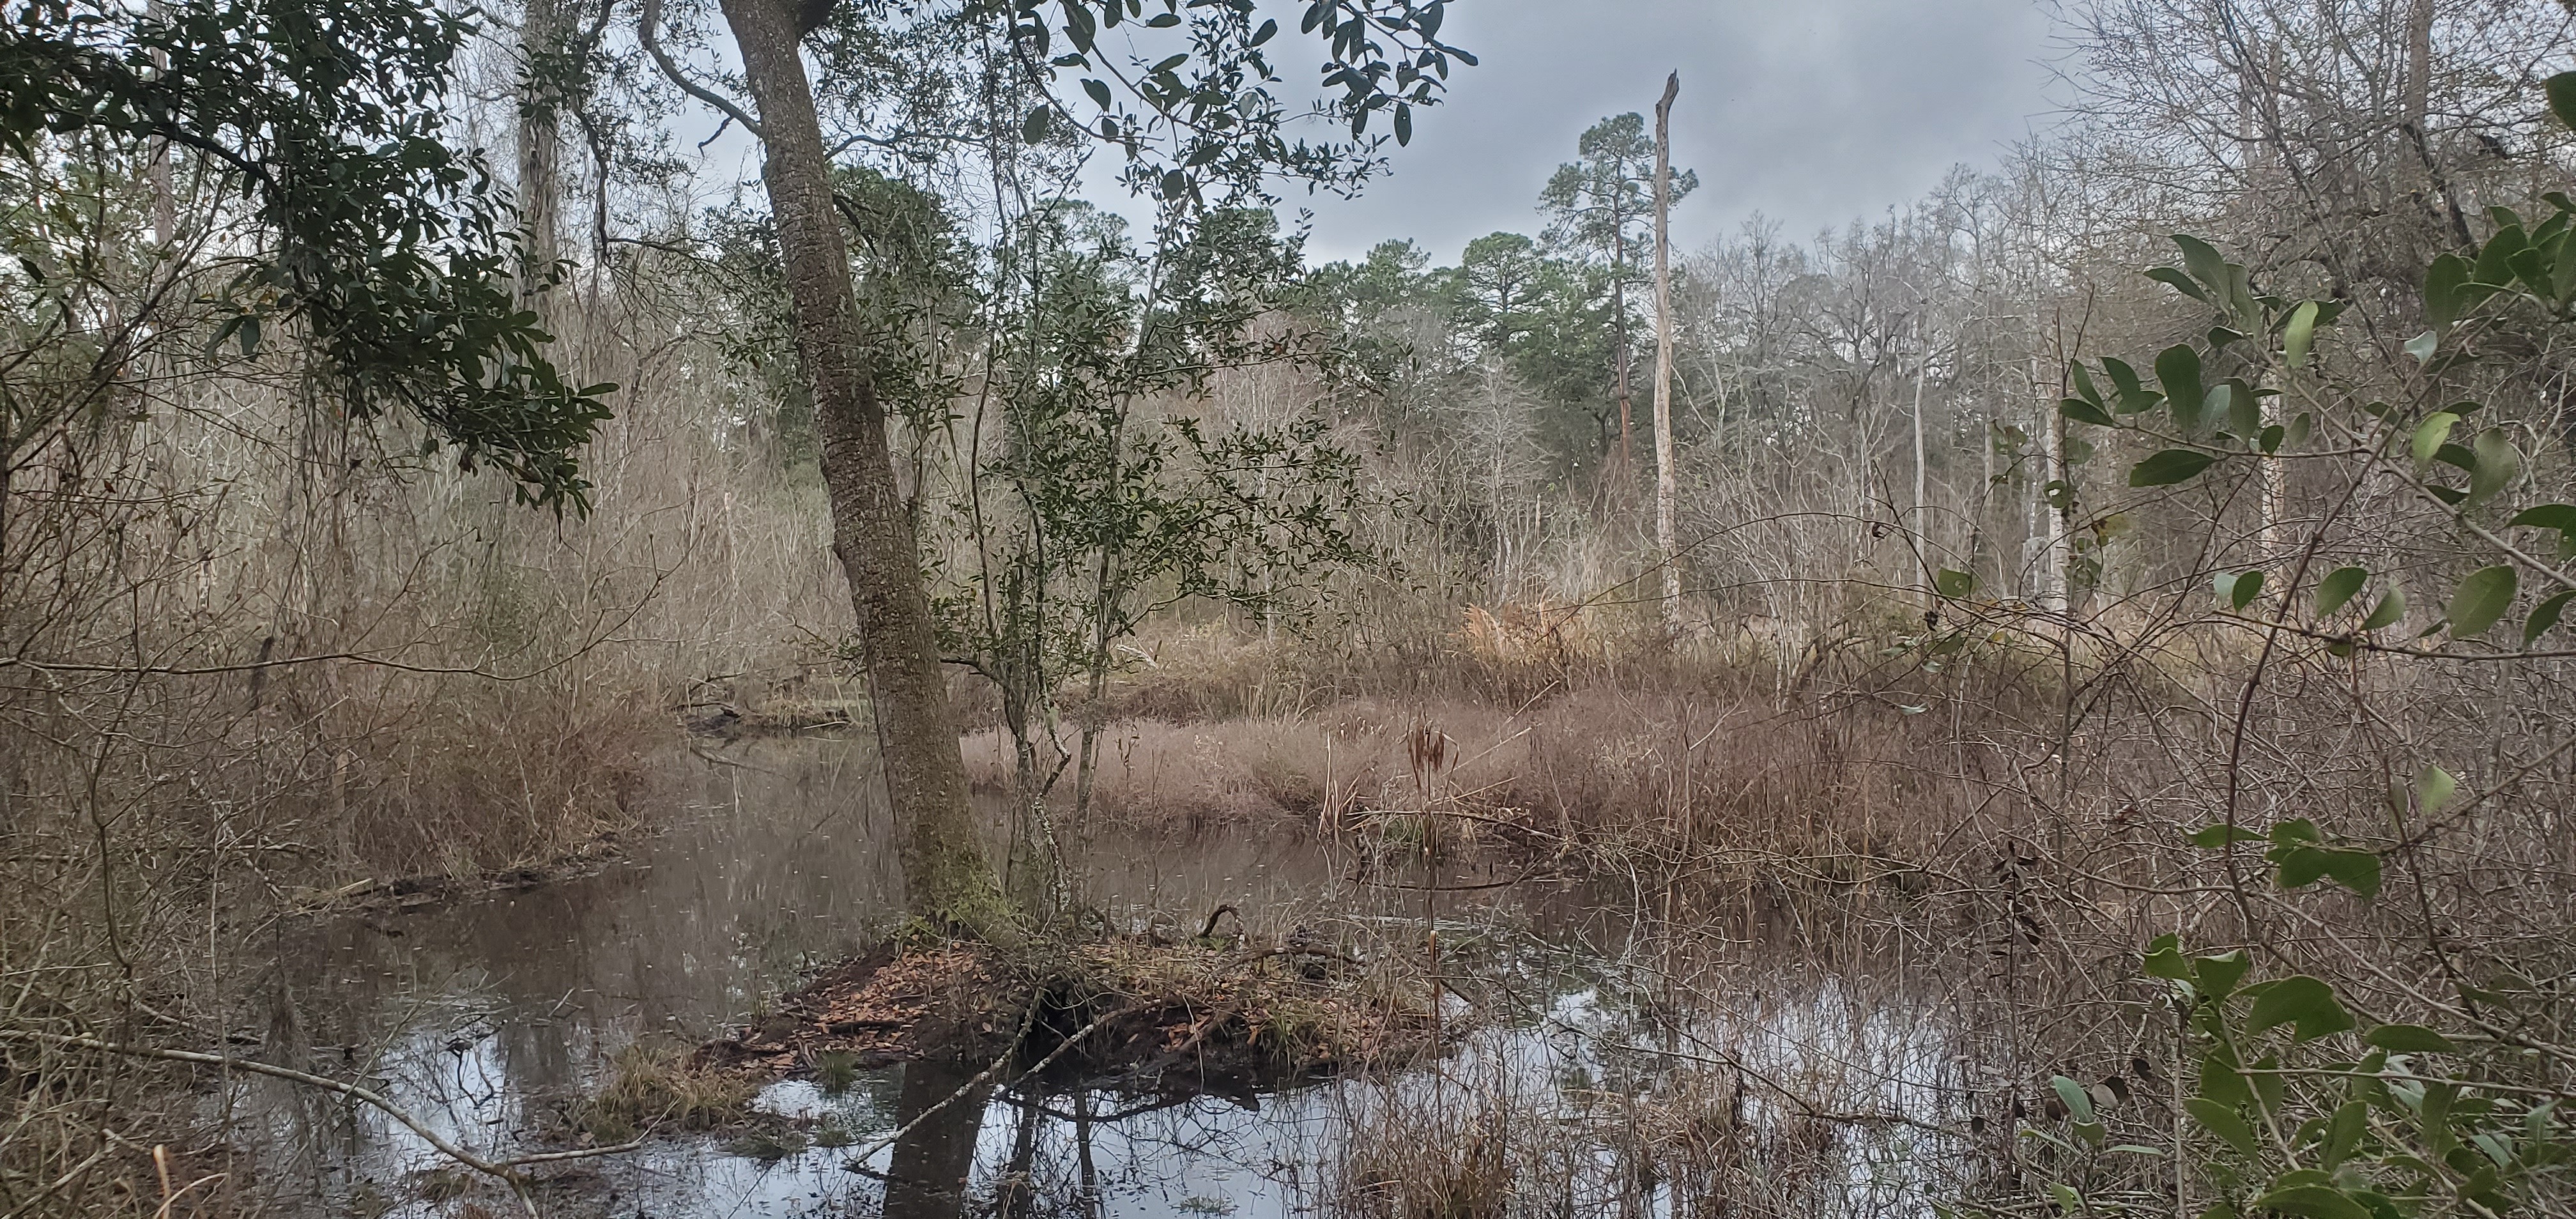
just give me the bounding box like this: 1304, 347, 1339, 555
225, 735, 1977, 1218
885, 1061, 987, 1219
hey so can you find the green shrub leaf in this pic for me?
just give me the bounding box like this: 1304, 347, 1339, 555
2189, 824, 2263, 848
2448, 566, 2518, 638
2526, 590, 2575, 647
2060, 397, 2116, 427
2284, 299, 2321, 368
2418, 765, 2459, 815
2467, 429, 2518, 507
2315, 567, 2368, 618
2131, 449, 2215, 487
2158, 345, 2206, 428
2425, 254, 2472, 329
2051, 1075, 2095, 1124
2549, 71, 2576, 130
2365, 1023, 2458, 1054
2147, 266, 2207, 302
2187, 1097, 2260, 1157
2252, 1183, 2377, 1219
2361, 587, 2406, 631
2247, 975, 2356, 1042
2411, 412, 2460, 465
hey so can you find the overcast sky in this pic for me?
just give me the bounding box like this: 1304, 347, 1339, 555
1281, 0, 2062, 266
691, 1, 2064, 266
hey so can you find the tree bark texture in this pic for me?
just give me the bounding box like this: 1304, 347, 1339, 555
1650, 72, 1681, 638
716, 0, 1005, 930
516, 0, 564, 305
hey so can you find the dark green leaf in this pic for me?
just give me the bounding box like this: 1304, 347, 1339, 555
2101, 356, 2146, 406
2449, 566, 2518, 638
2194, 950, 2251, 997
2247, 975, 2356, 1042
2276, 847, 2380, 898
2365, 1023, 2458, 1054
2131, 449, 2215, 487
2216, 569, 2264, 611
2326, 850, 2381, 897
2191, 824, 2264, 848
2188, 1098, 2260, 1158
2144, 933, 2192, 980
2526, 590, 2575, 647
2251, 1184, 2376, 1219
2199, 1046, 2254, 1107
2315, 567, 2368, 618
2070, 362, 2104, 407
2060, 397, 2116, 427
2322, 1100, 2367, 1169
2425, 254, 2472, 329
2267, 818, 2321, 846
2510, 503, 2576, 532
1935, 567, 1975, 599
2173, 234, 2229, 296
2547, 71, 2576, 130
1022, 104, 1052, 142
2146, 266, 2207, 302
2157, 345, 2205, 429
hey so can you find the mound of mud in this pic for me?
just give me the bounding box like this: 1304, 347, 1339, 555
696, 933, 1437, 1096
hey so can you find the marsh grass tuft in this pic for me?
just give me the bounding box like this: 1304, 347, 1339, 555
572, 1045, 758, 1144
811, 1049, 864, 1094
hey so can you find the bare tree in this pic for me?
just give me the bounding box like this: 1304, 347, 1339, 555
1651, 73, 1682, 638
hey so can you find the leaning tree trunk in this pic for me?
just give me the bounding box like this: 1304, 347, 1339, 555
717, 0, 1006, 931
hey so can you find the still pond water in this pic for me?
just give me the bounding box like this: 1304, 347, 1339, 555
234, 736, 1973, 1218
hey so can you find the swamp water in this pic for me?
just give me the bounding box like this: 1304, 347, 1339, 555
232, 737, 1981, 1218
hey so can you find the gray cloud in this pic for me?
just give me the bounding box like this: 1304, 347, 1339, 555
1288, 0, 2058, 264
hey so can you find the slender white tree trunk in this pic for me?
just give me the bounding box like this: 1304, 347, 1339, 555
148, 0, 172, 243
1651, 72, 1682, 639
518, 0, 565, 312
1911, 318, 1929, 606
2260, 379, 2284, 557
2034, 355, 2067, 615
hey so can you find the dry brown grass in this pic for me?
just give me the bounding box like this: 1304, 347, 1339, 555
969, 678, 1999, 871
